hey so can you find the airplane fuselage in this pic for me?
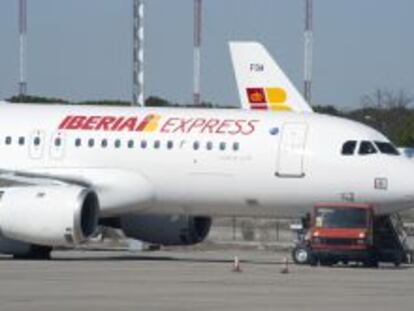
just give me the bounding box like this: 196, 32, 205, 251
1, 104, 413, 218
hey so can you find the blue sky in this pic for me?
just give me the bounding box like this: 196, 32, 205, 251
0, 0, 413, 109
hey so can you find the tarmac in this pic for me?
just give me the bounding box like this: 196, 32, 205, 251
0, 249, 413, 311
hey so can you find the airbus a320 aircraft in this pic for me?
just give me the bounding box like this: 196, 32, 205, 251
0, 42, 412, 259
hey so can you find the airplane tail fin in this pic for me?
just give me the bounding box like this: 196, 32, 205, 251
229, 42, 313, 113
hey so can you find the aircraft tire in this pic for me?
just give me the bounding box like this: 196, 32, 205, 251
13, 245, 52, 260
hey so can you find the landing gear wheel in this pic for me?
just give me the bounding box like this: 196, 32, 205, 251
13, 245, 52, 260
292, 245, 311, 265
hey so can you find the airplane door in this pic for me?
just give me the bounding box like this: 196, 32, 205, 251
50, 132, 66, 160
276, 123, 308, 178
29, 130, 45, 160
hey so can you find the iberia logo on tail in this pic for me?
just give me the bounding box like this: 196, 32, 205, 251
246, 87, 292, 111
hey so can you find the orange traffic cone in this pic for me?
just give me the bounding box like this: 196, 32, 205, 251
232, 256, 242, 273
280, 256, 289, 274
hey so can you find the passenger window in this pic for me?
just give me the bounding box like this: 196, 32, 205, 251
206, 142, 213, 151
359, 141, 377, 155
54, 137, 62, 147
88, 139, 95, 148
154, 140, 161, 149
114, 139, 121, 148
141, 140, 147, 149
193, 141, 200, 150
167, 141, 173, 150
219, 142, 226, 151
233, 142, 240, 151
34, 137, 41, 146
341, 141, 357, 155
128, 140, 134, 149
374, 141, 400, 155
101, 139, 108, 148
75, 138, 81, 147
18, 137, 25, 146
5, 136, 11, 145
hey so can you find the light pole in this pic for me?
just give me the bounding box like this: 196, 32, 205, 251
19, 0, 28, 97
133, 0, 145, 106
304, 0, 313, 105
193, 0, 202, 106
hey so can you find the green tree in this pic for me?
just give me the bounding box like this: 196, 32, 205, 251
145, 96, 175, 107
8, 95, 68, 104
312, 105, 342, 116
397, 118, 414, 147
77, 100, 130, 106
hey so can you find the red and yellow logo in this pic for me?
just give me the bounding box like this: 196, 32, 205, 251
246, 87, 291, 111
247, 88, 266, 103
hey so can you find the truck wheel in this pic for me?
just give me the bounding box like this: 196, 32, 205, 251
292, 245, 311, 265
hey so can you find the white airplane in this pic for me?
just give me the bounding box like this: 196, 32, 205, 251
0, 42, 412, 259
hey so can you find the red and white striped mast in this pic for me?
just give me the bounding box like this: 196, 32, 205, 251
304, 0, 313, 105
133, 0, 145, 106
193, 0, 202, 106
19, 0, 28, 97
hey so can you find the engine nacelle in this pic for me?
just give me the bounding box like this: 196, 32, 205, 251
0, 186, 99, 246
120, 214, 212, 246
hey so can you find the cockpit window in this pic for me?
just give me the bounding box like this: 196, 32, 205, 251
342, 141, 357, 155
375, 141, 400, 155
359, 141, 377, 155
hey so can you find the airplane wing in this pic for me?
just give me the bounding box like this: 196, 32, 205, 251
0, 168, 155, 215
229, 41, 313, 113
0, 169, 73, 187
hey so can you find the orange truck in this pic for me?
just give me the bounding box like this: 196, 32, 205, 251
292, 203, 412, 267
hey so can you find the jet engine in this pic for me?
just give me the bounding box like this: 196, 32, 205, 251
0, 185, 99, 247
118, 214, 212, 246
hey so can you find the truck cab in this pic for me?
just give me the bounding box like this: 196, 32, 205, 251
292, 203, 412, 267
310, 203, 374, 266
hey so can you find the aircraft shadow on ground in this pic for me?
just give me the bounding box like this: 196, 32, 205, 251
0, 252, 413, 270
